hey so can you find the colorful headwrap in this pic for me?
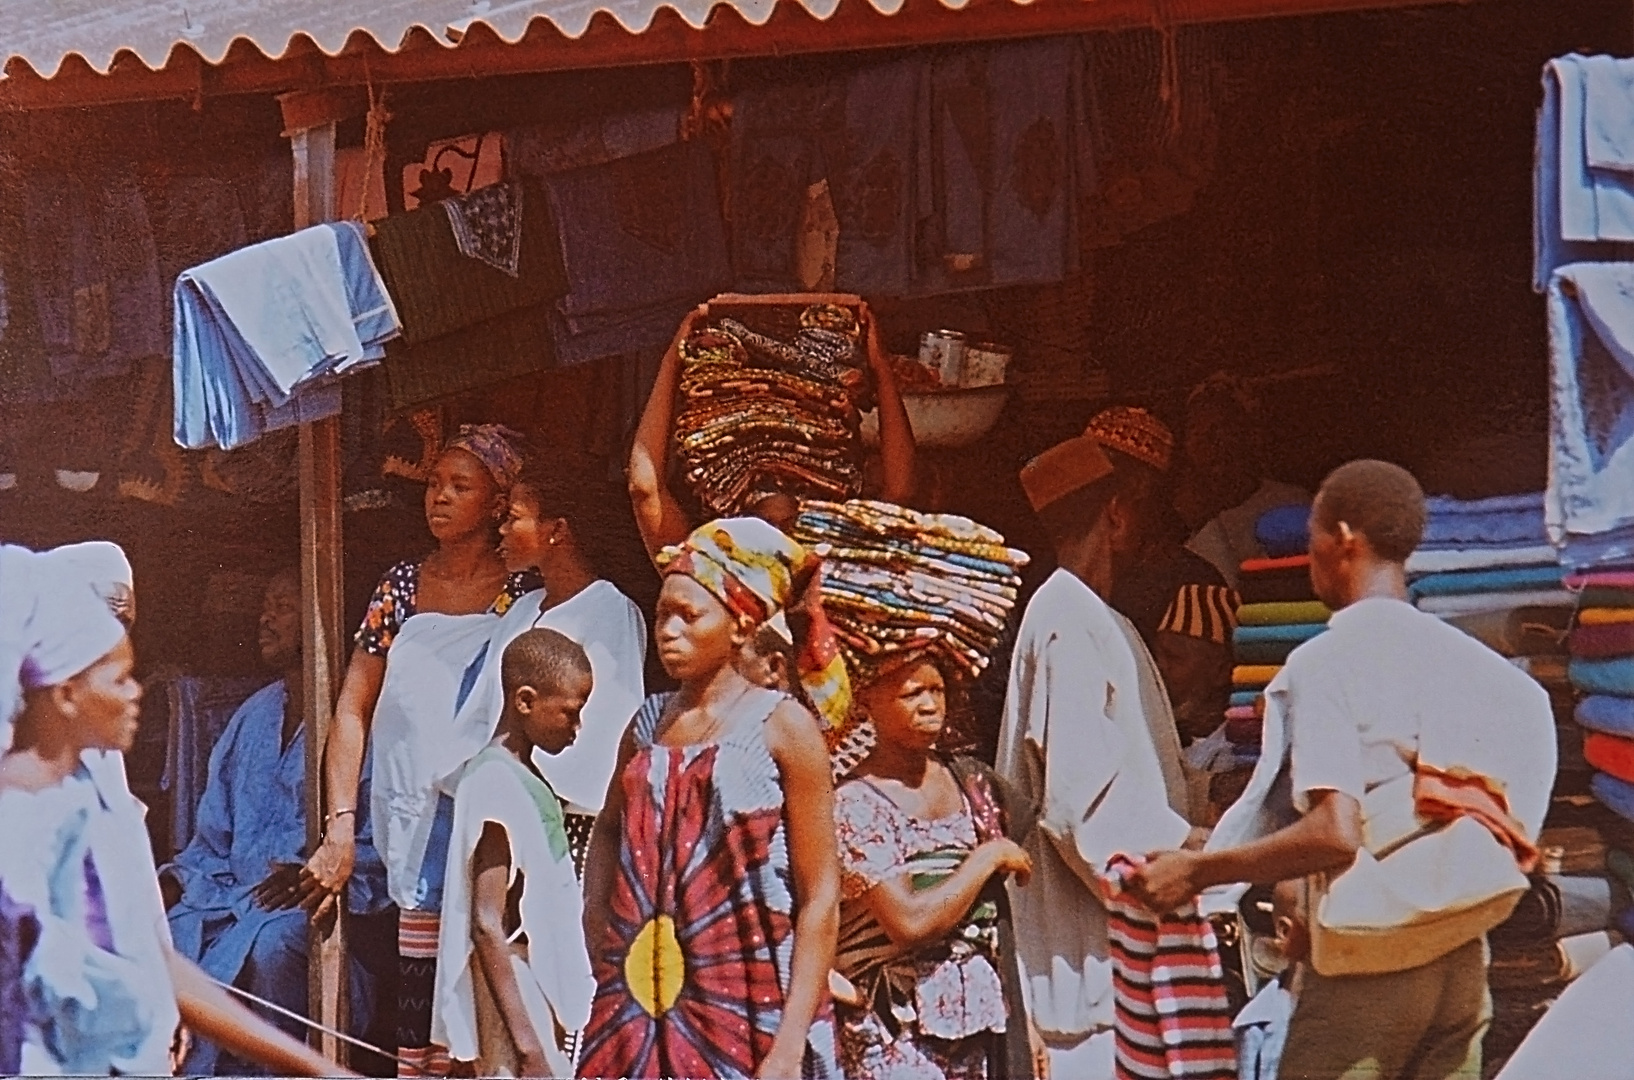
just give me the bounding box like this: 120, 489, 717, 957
1158, 584, 1241, 646
1084, 406, 1174, 473
443, 424, 525, 491
657, 518, 853, 736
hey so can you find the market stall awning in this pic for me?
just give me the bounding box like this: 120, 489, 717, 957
0, 0, 1468, 108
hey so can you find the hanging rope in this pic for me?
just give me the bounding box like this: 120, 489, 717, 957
357, 82, 392, 223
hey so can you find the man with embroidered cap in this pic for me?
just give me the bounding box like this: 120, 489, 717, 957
1082, 406, 1232, 651
996, 428, 1193, 1080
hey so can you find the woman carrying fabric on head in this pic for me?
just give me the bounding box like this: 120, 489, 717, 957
832, 654, 1034, 1080
627, 302, 917, 559
300, 424, 537, 1077
577, 518, 849, 1080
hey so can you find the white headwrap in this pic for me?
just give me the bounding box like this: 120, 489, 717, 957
4, 544, 127, 722
45, 541, 134, 601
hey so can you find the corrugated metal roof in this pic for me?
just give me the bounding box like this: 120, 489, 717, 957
0, 0, 953, 78
0, 0, 1469, 82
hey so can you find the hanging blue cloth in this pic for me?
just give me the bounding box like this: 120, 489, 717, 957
1545, 263, 1634, 561
543, 140, 731, 364
827, 57, 923, 295
172, 221, 400, 450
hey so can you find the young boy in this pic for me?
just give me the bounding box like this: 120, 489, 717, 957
432, 628, 596, 1078
1234, 878, 1305, 1080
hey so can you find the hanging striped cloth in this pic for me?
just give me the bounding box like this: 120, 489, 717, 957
1100, 854, 1237, 1080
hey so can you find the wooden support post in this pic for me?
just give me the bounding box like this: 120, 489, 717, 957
289, 118, 348, 1067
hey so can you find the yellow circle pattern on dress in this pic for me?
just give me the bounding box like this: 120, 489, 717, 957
626, 915, 685, 1017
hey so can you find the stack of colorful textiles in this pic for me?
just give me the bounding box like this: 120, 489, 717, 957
1572, 571, 1634, 825
791, 499, 1028, 685
673, 305, 868, 516
1229, 554, 1330, 765
1407, 493, 1560, 580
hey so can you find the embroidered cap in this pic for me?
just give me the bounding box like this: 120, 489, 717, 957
1019, 436, 1115, 512
1084, 406, 1175, 473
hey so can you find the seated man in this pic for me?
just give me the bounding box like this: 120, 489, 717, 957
162, 567, 391, 1075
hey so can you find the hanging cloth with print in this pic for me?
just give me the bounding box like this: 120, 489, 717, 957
443, 182, 525, 278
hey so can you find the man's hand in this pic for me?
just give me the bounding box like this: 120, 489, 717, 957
249, 864, 308, 912
1130, 850, 1206, 915
253, 862, 340, 925
160, 872, 183, 911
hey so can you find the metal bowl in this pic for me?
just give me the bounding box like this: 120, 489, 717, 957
861, 385, 1010, 450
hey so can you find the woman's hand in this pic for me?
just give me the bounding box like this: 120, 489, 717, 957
979, 837, 1033, 886
300, 833, 355, 921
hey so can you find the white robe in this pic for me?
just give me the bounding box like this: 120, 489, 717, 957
431, 749, 594, 1075
996, 569, 1190, 1050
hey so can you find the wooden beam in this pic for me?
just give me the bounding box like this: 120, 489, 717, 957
0, 0, 1475, 111
291, 120, 349, 1070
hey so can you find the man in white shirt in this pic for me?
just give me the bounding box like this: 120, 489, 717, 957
997, 429, 1193, 1079
1134, 460, 1557, 1080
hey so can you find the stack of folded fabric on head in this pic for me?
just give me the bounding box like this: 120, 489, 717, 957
1228, 506, 1327, 769
1572, 571, 1634, 843
791, 499, 1028, 688
673, 303, 869, 516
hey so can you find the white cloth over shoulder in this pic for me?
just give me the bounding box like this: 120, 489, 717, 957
996, 569, 1190, 1043
372, 611, 500, 908
449, 582, 647, 814
432, 750, 593, 1075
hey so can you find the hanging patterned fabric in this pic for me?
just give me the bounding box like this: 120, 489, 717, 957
442, 181, 525, 278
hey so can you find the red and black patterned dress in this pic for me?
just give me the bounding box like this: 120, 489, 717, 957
578, 688, 840, 1080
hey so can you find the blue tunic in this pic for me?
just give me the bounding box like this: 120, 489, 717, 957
164, 680, 389, 1073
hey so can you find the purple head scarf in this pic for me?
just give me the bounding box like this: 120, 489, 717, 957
442, 424, 525, 491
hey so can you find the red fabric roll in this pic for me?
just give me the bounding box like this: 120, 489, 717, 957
1571, 621, 1634, 659
1584, 732, 1634, 786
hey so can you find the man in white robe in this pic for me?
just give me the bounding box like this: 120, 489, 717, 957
997, 429, 1192, 1079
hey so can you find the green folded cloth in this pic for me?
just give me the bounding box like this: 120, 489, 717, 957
1236, 600, 1331, 627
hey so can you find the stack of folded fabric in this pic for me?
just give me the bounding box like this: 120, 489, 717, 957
674, 304, 869, 516
1572, 571, 1634, 830
1408, 494, 1570, 619
791, 499, 1028, 686
1228, 553, 1330, 766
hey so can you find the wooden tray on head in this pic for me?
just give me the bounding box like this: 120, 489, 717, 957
704, 292, 865, 341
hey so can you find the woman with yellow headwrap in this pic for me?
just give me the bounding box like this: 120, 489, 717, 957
579, 518, 847, 1080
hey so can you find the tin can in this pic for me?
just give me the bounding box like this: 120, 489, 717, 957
962, 342, 1012, 388
919, 329, 967, 388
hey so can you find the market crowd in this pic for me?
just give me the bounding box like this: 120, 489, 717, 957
0, 304, 1560, 1080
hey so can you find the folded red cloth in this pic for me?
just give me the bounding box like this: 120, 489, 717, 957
1572, 621, 1634, 659
1225, 715, 1263, 745
1240, 554, 1312, 574
1415, 763, 1540, 874
1585, 731, 1634, 787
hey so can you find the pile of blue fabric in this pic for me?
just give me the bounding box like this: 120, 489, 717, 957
1407, 494, 1573, 693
